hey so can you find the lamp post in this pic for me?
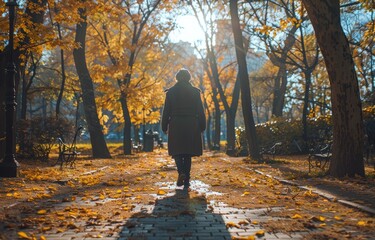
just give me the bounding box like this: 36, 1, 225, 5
0, 0, 19, 177
142, 106, 146, 141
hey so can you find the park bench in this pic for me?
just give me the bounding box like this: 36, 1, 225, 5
261, 142, 282, 160
308, 143, 332, 173
53, 126, 82, 169
132, 142, 143, 153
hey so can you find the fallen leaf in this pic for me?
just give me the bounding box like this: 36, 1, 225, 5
226, 222, 240, 228
17, 232, 31, 239
255, 230, 265, 237
159, 172, 167, 178
357, 221, 367, 226
238, 220, 250, 225
291, 214, 302, 219
41, 226, 51, 232
231, 236, 255, 240
241, 191, 250, 196
37, 209, 47, 215
157, 190, 166, 195
334, 216, 342, 221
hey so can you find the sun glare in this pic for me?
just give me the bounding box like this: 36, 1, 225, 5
170, 15, 206, 44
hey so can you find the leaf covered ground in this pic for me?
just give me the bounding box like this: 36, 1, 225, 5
0, 148, 374, 240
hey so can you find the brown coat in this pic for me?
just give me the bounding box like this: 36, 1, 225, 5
161, 81, 206, 157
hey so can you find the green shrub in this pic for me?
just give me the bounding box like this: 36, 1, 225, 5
17, 117, 74, 161
235, 116, 333, 156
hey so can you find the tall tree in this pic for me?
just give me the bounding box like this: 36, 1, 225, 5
245, 0, 299, 117
190, 1, 241, 152
73, 2, 111, 159
0, 0, 48, 160
230, 0, 261, 161
49, 2, 67, 119
84, 0, 176, 155
302, 0, 364, 177
189, 1, 223, 150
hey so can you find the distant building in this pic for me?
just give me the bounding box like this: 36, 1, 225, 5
169, 40, 196, 60
215, 19, 267, 72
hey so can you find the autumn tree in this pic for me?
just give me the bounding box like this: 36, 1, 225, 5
0, 0, 48, 159
249, 61, 276, 122
302, 0, 365, 177
286, 19, 320, 143
82, 0, 177, 155
341, 2, 375, 102
189, 1, 241, 153
244, 0, 299, 118
230, 0, 261, 161
73, 1, 111, 159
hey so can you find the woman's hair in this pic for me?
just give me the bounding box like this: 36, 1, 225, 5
175, 68, 191, 82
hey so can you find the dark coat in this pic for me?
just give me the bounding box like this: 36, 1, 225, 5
161, 81, 206, 157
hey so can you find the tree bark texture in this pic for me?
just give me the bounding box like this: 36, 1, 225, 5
230, 0, 261, 161
0, 50, 6, 160
302, 0, 364, 177
272, 65, 288, 117
119, 90, 132, 155
226, 76, 240, 155
269, 27, 298, 117
203, 60, 222, 149
73, 7, 111, 159
56, 22, 66, 118
302, 70, 312, 143
1, 0, 48, 160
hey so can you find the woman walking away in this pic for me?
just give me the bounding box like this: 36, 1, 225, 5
161, 69, 206, 191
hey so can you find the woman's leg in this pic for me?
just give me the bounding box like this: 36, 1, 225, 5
174, 155, 185, 186
182, 155, 192, 188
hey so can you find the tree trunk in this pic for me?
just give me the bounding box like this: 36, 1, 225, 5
268, 25, 297, 117
0, 0, 47, 160
302, 71, 312, 143
56, 23, 66, 118
302, 0, 364, 177
226, 111, 236, 155
272, 66, 288, 117
0, 50, 7, 160
213, 101, 221, 149
202, 59, 221, 150
226, 76, 240, 155
203, 96, 213, 149
119, 91, 132, 155
73, 7, 111, 159
74, 93, 81, 129
134, 125, 140, 145
230, 0, 261, 161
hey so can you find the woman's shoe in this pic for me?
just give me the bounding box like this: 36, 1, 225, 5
177, 174, 185, 187
183, 185, 191, 192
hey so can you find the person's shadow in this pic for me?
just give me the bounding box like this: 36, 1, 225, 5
120, 189, 231, 239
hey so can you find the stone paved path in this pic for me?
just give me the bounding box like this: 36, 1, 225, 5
38, 180, 306, 240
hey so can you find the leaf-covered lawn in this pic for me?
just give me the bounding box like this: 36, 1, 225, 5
0, 149, 374, 240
